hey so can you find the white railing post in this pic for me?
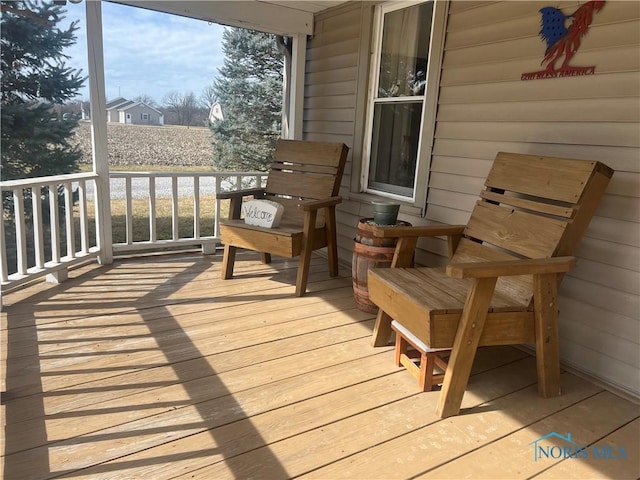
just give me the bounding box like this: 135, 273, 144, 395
46, 182, 67, 284
31, 186, 45, 269
12, 189, 27, 276
193, 176, 200, 240
125, 176, 133, 245
49, 184, 60, 264
149, 175, 157, 243
78, 180, 89, 254
215, 176, 223, 238
86, 0, 112, 264
171, 176, 179, 241
64, 182, 75, 260
0, 211, 7, 284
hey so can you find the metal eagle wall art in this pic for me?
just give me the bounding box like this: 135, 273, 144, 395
522, 0, 605, 80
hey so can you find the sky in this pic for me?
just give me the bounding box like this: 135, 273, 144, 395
61, 1, 226, 104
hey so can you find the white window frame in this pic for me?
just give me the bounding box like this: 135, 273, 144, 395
361, 0, 448, 208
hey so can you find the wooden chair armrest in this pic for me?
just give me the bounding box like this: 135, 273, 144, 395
372, 224, 466, 238
446, 256, 577, 279
216, 187, 266, 200
298, 196, 342, 211
217, 188, 266, 220
367, 225, 465, 267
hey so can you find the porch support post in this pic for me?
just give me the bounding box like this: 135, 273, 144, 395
86, 0, 113, 264
288, 33, 307, 140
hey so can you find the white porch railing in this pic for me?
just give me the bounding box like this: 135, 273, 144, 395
1, 172, 101, 291
1, 171, 265, 294
108, 171, 265, 254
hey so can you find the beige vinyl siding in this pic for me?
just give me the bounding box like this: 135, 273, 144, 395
429, 0, 640, 397
305, 2, 372, 263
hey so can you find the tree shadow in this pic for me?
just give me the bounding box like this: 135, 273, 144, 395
2, 254, 291, 479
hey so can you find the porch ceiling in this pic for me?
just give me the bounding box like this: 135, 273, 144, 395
109, 0, 351, 35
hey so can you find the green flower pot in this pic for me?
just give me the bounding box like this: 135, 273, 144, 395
372, 202, 400, 226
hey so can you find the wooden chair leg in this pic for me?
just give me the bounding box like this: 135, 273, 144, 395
534, 273, 561, 398
420, 353, 436, 392
437, 277, 497, 418
222, 244, 237, 280
295, 210, 317, 297
371, 238, 416, 348
395, 334, 408, 367
295, 248, 313, 297
261, 253, 272, 264
326, 206, 339, 277
371, 309, 394, 347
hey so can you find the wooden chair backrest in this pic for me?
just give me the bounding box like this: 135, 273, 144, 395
265, 140, 349, 199
264, 139, 349, 226
451, 152, 614, 307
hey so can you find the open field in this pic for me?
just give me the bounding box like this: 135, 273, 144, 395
71, 121, 214, 168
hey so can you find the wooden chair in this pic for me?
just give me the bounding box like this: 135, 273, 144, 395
217, 139, 349, 297
368, 152, 613, 418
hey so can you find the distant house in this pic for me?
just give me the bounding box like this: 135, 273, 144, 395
106, 97, 134, 122
118, 102, 164, 126
106, 97, 164, 126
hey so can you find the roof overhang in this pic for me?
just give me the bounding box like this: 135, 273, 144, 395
108, 1, 349, 36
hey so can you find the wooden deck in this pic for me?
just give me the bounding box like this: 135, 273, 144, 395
1, 252, 638, 480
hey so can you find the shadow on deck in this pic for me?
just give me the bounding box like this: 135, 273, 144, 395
1, 252, 638, 479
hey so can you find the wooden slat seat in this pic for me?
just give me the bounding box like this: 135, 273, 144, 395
368, 152, 614, 418
370, 267, 536, 349
218, 139, 349, 296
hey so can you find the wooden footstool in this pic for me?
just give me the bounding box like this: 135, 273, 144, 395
391, 320, 449, 391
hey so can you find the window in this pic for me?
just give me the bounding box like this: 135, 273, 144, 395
363, 1, 447, 204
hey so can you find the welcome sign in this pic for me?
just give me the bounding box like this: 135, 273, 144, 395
242, 199, 284, 228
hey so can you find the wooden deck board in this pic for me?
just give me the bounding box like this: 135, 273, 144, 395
1, 252, 638, 480
422, 392, 639, 479
534, 418, 640, 479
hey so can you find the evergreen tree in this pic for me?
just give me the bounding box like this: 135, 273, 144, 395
1, 0, 84, 182
209, 28, 283, 171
